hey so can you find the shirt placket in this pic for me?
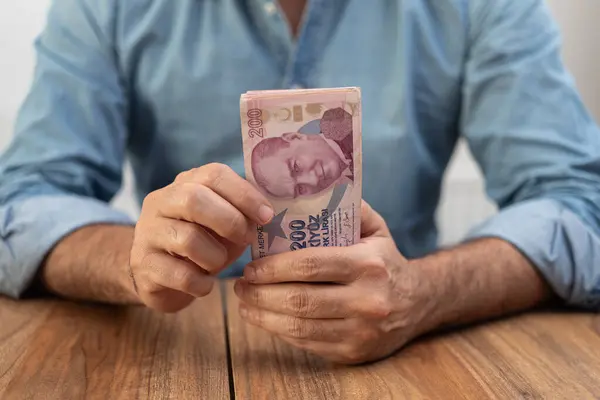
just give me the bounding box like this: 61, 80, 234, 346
283, 0, 349, 89
248, 0, 348, 89
247, 0, 295, 79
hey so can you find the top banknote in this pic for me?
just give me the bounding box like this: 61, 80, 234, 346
240, 87, 362, 259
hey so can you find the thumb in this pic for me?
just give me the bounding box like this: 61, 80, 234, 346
360, 200, 391, 238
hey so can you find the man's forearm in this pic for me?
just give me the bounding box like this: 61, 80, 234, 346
38, 224, 140, 304
417, 238, 554, 332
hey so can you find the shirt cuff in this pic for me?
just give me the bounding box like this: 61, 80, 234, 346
0, 195, 134, 298
464, 198, 600, 309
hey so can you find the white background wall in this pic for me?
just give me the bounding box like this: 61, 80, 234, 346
1, 1, 599, 245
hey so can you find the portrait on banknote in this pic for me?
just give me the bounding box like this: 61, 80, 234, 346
250, 107, 354, 199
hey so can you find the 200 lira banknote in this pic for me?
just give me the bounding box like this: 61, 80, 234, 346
240, 87, 362, 259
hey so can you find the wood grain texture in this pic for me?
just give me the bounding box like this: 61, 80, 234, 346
225, 281, 600, 400
0, 289, 229, 400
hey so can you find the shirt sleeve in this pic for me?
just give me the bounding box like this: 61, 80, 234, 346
460, 0, 600, 309
0, 0, 133, 298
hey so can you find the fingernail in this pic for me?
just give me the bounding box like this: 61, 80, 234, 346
258, 204, 274, 224
245, 266, 257, 282
239, 305, 248, 318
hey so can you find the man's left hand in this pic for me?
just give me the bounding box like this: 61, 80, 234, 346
234, 201, 438, 364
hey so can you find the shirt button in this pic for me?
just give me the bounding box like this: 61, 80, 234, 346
264, 2, 277, 16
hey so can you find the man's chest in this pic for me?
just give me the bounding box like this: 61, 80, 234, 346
120, 0, 466, 207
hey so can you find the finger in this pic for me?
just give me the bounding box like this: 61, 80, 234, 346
176, 163, 274, 225
146, 219, 228, 274
142, 289, 196, 314
360, 200, 390, 238
238, 303, 351, 342
278, 337, 368, 365
157, 182, 254, 245
138, 252, 215, 298
279, 336, 354, 364
243, 246, 367, 284
234, 281, 383, 319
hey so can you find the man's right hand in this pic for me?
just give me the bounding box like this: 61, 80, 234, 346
129, 163, 274, 313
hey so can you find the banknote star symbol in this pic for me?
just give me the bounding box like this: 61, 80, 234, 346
262, 209, 288, 250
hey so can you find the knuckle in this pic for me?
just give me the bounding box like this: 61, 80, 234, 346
355, 327, 379, 344
252, 262, 273, 281
205, 162, 227, 172
340, 344, 368, 365
201, 163, 229, 188
136, 267, 165, 296
295, 255, 321, 280
136, 255, 164, 294
141, 190, 160, 211
175, 170, 192, 183
167, 224, 179, 243
138, 251, 157, 271
364, 294, 393, 319
173, 267, 197, 293
140, 279, 164, 296
361, 256, 390, 280
252, 309, 264, 326
178, 184, 198, 211
243, 306, 263, 326
284, 288, 311, 316
169, 224, 195, 253
222, 212, 247, 239
249, 286, 263, 306
287, 317, 310, 339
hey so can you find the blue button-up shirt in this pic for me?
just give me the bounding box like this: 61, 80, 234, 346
1, 0, 599, 307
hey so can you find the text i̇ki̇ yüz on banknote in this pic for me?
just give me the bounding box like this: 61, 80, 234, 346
240, 87, 362, 259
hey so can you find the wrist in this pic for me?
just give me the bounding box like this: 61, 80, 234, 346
118, 238, 142, 305
42, 224, 141, 304
404, 254, 454, 336
120, 260, 141, 304
406, 238, 553, 335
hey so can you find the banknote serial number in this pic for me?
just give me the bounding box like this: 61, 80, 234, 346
246, 109, 264, 138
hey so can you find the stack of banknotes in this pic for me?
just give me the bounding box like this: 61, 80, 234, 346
240, 87, 362, 259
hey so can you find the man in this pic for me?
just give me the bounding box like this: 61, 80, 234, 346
1, 0, 599, 365
251, 107, 354, 199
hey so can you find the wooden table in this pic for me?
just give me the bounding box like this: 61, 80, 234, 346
2, 281, 600, 399
0, 288, 229, 399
